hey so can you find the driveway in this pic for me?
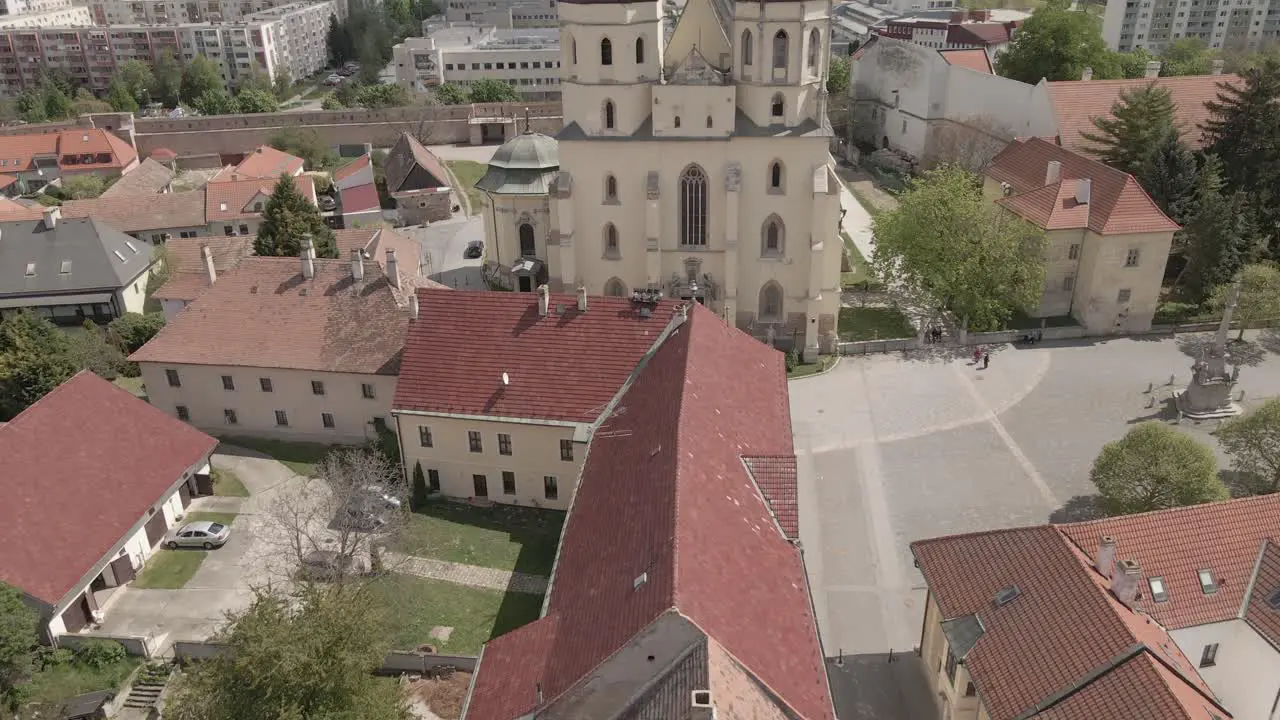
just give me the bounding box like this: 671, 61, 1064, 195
399, 218, 485, 289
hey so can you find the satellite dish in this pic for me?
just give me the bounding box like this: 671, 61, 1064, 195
502, 372, 510, 386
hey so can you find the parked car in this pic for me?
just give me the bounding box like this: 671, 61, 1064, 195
324, 74, 344, 86
164, 520, 230, 550
318, 195, 337, 211
463, 240, 484, 259
299, 550, 369, 581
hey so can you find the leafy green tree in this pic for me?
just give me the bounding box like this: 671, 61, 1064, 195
71, 88, 112, 117
1137, 132, 1199, 225
871, 165, 1047, 332
69, 319, 130, 380
118, 59, 155, 106
237, 66, 275, 97
0, 583, 38, 714
1162, 38, 1215, 76
411, 461, 428, 509
235, 88, 279, 114
108, 312, 166, 353
468, 77, 521, 103
1080, 82, 1174, 174
60, 174, 107, 200
1117, 46, 1157, 78
268, 128, 339, 170
43, 86, 72, 120
355, 82, 409, 109
1091, 421, 1227, 516
1218, 398, 1280, 495
180, 55, 225, 105
1180, 157, 1261, 302
154, 49, 183, 107
995, 0, 1121, 83
327, 14, 354, 66
321, 93, 344, 110
0, 311, 78, 420
165, 586, 409, 720
1210, 263, 1280, 339
15, 89, 46, 123
107, 77, 139, 112
827, 54, 850, 95
433, 83, 468, 105
191, 88, 236, 116
255, 174, 336, 258
272, 68, 293, 100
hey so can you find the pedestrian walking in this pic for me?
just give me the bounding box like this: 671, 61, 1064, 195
983, 353, 990, 370
973, 347, 982, 364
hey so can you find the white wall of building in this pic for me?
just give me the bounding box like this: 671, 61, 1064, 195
1172, 620, 1280, 719
0, 4, 90, 27
394, 24, 561, 96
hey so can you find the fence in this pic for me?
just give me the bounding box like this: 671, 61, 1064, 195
57, 631, 155, 658
172, 641, 477, 674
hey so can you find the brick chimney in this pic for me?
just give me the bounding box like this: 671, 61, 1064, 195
1045, 160, 1062, 186
1111, 559, 1142, 608
201, 244, 217, 284
537, 284, 550, 317
42, 205, 59, 229
351, 248, 365, 281
577, 285, 587, 312
1081, 66, 1093, 81
1144, 60, 1162, 78
1096, 536, 1117, 579
385, 248, 400, 289
301, 236, 315, 279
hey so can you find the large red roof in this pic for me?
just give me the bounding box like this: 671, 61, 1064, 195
465, 305, 833, 719
1047, 74, 1239, 152
0, 372, 217, 605
393, 289, 678, 423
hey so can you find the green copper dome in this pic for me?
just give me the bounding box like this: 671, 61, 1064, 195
476, 132, 560, 195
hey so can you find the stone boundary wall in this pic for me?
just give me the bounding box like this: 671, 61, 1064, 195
172, 640, 478, 674
57, 631, 155, 658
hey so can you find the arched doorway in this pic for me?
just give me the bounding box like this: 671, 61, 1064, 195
518, 223, 536, 257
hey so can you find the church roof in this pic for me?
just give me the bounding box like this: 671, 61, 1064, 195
476, 131, 559, 195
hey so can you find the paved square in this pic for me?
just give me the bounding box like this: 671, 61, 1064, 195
792, 330, 1280, 666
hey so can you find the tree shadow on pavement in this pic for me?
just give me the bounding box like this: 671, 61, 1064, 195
1049, 495, 1102, 523
1174, 333, 1268, 367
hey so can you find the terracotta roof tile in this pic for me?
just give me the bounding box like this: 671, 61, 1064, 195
939, 48, 993, 74
0, 371, 217, 605
63, 190, 207, 233
946, 22, 1010, 46
393, 290, 679, 423
340, 183, 381, 214
1047, 75, 1240, 152
101, 158, 174, 198
987, 137, 1179, 235
0, 196, 45, 221
744, 455, 799, 538
205, 175, 315, 222
216, 145, 304, 181
1244, 540, 1280, 649
333, 153, 371, 183
131, 257, 408, 375
332, 227, 379, 256
1033, 653, 1220, 720
151, 236, 253, 302
384, 133, 449, 195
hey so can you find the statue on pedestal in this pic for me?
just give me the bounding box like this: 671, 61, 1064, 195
1175, 282, 1243, 419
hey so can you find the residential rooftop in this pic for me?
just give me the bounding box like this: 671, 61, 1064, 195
1046, 74, 1238, 152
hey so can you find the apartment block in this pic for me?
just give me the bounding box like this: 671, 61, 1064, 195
442, 0, 557, 28
90, 0, 352, 24
1102, 0, 1278, 52
0, 5, 92, 28
0, 0, 74, 17
393, 23, 561, 98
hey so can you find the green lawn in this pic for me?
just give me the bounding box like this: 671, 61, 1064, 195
211, 466, 250, 497
185, 511, 238, 527
365, 573, 544, 654
446, 160, 488, 216
24, 657, 141, 705
840, 231, 881, 291
302, 86, 330, 100
133, 549, 208, 589
788, 355, 837, 379
838, 306, 916, 341
113, 376, 147, 399
219, 436, 336, 476
394, 502, 565, 577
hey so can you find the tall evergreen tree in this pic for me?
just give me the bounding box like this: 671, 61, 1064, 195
254, 175, 336, 258
1200, 56, 1280, 241
1180, 157, 1261, 302
0, 311, 78, 420
1137, 132, 1199, 225
1080, 82, 1175, 174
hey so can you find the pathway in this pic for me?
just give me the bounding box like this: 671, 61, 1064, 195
384, 551, 549, 595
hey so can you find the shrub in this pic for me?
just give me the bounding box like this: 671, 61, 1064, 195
36, 647, 74, 670
75, 639, 126, 669
411, 461, 429, 509
108, 312, 166, 353
784, 350, 798, 372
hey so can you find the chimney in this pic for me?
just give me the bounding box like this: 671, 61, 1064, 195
1075, 178, 1092, 205
1081, 66, 1093, 81
537, 284, 550, 317
201, 244, 217, 284
1110, 559, 1142, 608
576, 285, 587, 312
42, 205, 59, 229
1096, 536, 1117, 579
385, 248, 400, 289
1045, 160, 1062, 186
1144, 60, 1162, 78
351, 248, 364, 281
301, 236, 315, 279
1212, 58, 1225, 75
409, 292, 419, 320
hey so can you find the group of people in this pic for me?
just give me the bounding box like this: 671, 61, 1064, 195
924, 325, 944, 344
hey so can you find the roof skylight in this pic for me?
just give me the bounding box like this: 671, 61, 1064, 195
1198, 569, 1218, 595
1149, 576, 1168, 603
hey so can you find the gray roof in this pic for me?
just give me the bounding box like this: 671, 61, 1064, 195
0, 215, 153, 298
476, 131, 559, 195
941, 614, 985, 660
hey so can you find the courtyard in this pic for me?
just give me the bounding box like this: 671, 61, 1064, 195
792, 330, 1280, 715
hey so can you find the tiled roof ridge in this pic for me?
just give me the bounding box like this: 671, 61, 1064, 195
1139, 643, 1232, 719
912, 524, 1048, 553
1057, 493, 1280, 531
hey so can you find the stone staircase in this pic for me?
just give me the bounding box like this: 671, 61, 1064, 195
122, 663, 170, 710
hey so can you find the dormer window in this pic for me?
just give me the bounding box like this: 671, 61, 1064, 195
1149, 576, 1169, 602
1198, 569, 1218, 595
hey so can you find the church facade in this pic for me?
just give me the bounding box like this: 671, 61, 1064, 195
479, 0, 843, 357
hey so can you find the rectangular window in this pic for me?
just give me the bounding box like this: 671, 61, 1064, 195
224, 408, 238, 424
165, 368, 181, 387
176, 405, 190, 421
473, 473, 488, 497
1063, 275, 1075, 292
1068, 243, 1081, 260
311, 380, 325, 395
428, 468, 440, 492
502, 470, 516, 494
221, 374, 235, 390
1149, 576, 1169, 602
544, 475, 558, 500
1118, 288, 1132, 304
224, 225, 234, 235
238, 224, 249, 235
274, 410, 288, 426
419, 426, 433, 448
498, 433, 512, 456
260, 377, 273, 392
362, 383, 376, 399
468, 430, 483, 453
1200, 643, 1219, 667
560, 439, 573, 461
1125, 247, 1141, 267
944, 647, 958, 684
321, 412, 335, 428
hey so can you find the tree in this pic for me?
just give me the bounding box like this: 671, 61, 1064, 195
1218, 398, 1280, 495
433, 82, 468, 105
107, 77, 139, 113
1080, 82, 1174, 174
153, 49, 183, 108
0, 583, 38, 714
180, 55, 225, 106
118, 59, 155, 106
268, 128, 339, 170
995, 0, 1121, 83
254, 174, 337, 258
1162, 38, 1216, 76
0, 311, 78, 420
1200, 56, 1280, 233
328, 14, 355, 67
1117, 46, 1157, 78
165, 586, 409, 720
354, 83, 409, 109
411, 461, 428, 509
827, 55, 851, 139
468, 77, 521, 103
1136, 132, 1200, 225
1210, 263, 1280, 339
68, 319, 130, 381
15, 90, 46, 123
237, 66, 275, 97
321, 93, 344, 110
272, 68, 293, 100
1180, 157, 1260, 302
1090, 421, 1227, 516
42, 86, 72, 121
71, 88, 112, 117
108, 312, 166, 353
191, 88, 236, 116
60, 174, 107, 200
872, 165, 1047, 331
234, 88, 279, 114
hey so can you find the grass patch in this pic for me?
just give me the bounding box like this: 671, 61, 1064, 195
184, 511, 238, 527
788, 355, 836, 379
446, 160, 487, 216
302, 86, 330, 100
838, 306, 915, 341
366, 573, 544, 654
211, 466, 250, 497
219, 436, 335, 476
133, 549, 208, 589
24, 657, 141, 706
395, 501, 564, 577
113, 376, 146, 399
840, 231, 882, 291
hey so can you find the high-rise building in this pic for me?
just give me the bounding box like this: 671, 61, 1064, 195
442, 0, 558, 28
1102, 0, 1277, 52
88, 0, 355, 24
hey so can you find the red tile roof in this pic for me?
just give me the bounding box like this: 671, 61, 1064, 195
0, 196, 44, 220
150, 148, 177, 162
1047, 75, 1240, 152
1244, 540, 1280, 649
946, 22, 1011, 46
988, 137, 1180, 235
939, 48, 993, 74
393, 290, 679, 423
464, 304, 833, 720
63, 190, 207, 233
340, 183, 381, 214
1033, 652, 1225, 720
333, 153, 371, 183
744, 454, 799, 539
151, 236, 254, 302
215, 145, 304, 181
0, 371, 216, 605
206, 175, 316, 222
131, 257, 409, 375
0, 129, 136, 174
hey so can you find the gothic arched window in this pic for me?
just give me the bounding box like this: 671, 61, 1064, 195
742, 29, 753, 66
768, 160, 784, 192
605, 174, 618, 202
601, 37, 613, 66
604, 277, 627, 297
771, 93, 784, 119
518, 222, 535, 256
603, 100, 616, 130
808, 27, 820, 70
772, 30, 789, 71
603, 223, 620, 258
679, 165, 708, 247
761, 215, 784, 257
568, 33, 576, 64
635, 37, 645, 64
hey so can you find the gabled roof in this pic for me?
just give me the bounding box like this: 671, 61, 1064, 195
939, 48, 993, 75
131, 257, 409, 375
464, 304, 833, 720
150, 235, 254, 302
0, 371, 217, 605
205, 175, 316, 222
987, 137, 1179, 235
0, 215, 152, 297
63, 190, 207, 232
0, 129, 136, 173
1046, 74, 1240, 152
393, 290, 679, 423
340, 183, 381, 214
1244, 540, 1280, 650
214, 145, 304, 181
332, 153, 372, 184
946, 21, 1012, 46
383, 133, 449, 195
101, 157, 174, 198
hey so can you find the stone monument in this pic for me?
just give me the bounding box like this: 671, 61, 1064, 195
1175, 282, 1243, 419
